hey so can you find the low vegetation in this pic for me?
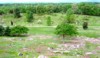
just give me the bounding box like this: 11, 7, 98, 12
0, 25, 29, 36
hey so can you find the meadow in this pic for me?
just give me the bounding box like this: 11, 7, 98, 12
0, 13, 100, 58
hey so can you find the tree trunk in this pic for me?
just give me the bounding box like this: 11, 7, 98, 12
62, 34, 65, 43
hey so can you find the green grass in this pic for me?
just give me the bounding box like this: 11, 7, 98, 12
29, 27, 55, 35
78, 26, 100, 38
28, 26, 100, 38
1, 13, 100, 26
1, 13, 100, 37
0, 13, 100, 58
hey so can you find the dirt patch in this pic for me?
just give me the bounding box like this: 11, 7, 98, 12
35, 45, 55, 56
47, 36, 100, 57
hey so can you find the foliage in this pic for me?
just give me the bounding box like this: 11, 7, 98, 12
55, 23, 78, 39
10, 26, 29, 36
26, 10, 34, 22
66, 8, 75, 23
0, 10, 4, 15
14, 8, 21, 18
4, 26, 11, 36
47, 16, 52, 26
83, 22, 88, 30
0, 25, 5, 36
0, 3, 99, 16
78, 3, 100, 16
82, 16, 89, 30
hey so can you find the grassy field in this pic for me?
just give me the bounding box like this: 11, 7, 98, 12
1, 13, 100, 38
0, 13, 100, 58
28, 26, 100, 38
1, 13, 100, 26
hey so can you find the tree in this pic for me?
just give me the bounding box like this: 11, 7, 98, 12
65, 8, 75, 23
0, 10, 4, 15
26, 10, 34, 22
47, 16, 52, 26
61, 4, 72, 13
14, 8, 21, 18
55, 23, 78, 39
78, 3, 100, 16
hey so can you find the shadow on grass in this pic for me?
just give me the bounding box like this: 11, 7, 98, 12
0, 35, 29, 37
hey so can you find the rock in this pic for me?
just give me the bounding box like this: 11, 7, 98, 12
47, 47, 51, 51
52, 50, 60, 53
64, 50, 70, 53
85, 52, 93, 55
38, 55, 48, 58
28, 38, 33, 40
37, 20, 42, 24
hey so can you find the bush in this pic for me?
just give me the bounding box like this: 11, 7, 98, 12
10, 26, 29, 36
47, 16, 52, 26
82, 17, 89, 30
83, 22, 88, 30
0, 25, 5, 36
4, 26, 11, 36
55, 23, 78, 39
0, 10, 4, 15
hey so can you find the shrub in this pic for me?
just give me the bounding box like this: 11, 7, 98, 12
10, 26, 29, 36
4, 26, 11, 36
82, 16, 89, 30
0, 25, 5, 36
55, 23, 78, 39
47, 16, 52, 26
0, 10, 4, 15
83, 22, 88, 30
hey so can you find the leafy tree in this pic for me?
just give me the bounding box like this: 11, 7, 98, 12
35, 5, 45, 14
55, 23, 78, 39
26, 10, 34, 22
0, 25, 5, 36
78, 3, 100, 16
0, 10, 4, 15
61, 4, 72, 13
14, 8, 21, 18
65, 8, 75, 23
47, 16, 52, 26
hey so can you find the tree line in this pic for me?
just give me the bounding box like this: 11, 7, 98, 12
0, 2, 100, 16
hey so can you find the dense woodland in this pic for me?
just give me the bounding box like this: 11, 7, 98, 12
0, 2, 100, 16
